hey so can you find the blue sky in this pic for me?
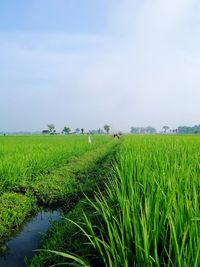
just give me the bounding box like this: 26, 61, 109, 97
1, 0, 200, 132
0, 0, 113, 33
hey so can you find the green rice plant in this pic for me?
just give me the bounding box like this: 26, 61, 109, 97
55, 135, 199, 266
0, 136, 116, 244
0, 135, 112, 193
29, 141, 116, 206
28, 143, 119, 267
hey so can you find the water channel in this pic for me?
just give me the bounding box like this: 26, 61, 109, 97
0, 210, 61, 267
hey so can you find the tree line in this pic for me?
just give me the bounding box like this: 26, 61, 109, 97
42, 124, 200, 135
177, 125, 200, 134
42, 124, 111, 135
130, 125, 200, 134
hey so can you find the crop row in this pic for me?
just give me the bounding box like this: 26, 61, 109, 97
0, 137, 116, 244
58, 135, 199, 267
0, 135, 111, 193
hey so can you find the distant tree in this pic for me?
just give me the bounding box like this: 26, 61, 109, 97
47, 124, 55, 134
131, 126, 156, 134
131, 127, 140, 134
146, 126, 156, 134
75, 128, 80, 134
177, 125, 200, 134
63, 127, 71, 134
81, 128, 84, 134
162, 126, 169, 134
130, 127, 138, 134
104, 125, 111, 134
140, 127, 146, 134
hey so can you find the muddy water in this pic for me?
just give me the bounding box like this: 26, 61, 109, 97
0, 210, 61, 267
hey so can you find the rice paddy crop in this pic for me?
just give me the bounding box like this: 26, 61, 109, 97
59, 135, 200, 267
0, 135, 111, 193
0, 134, 115, 249
1, 134, 199, 266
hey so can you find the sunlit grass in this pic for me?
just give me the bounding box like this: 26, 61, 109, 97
0, 135, 111, 192
0, 135, 115, 245
58, 135, 200, 266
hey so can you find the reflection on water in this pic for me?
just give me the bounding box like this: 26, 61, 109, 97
0, 210, 60, 267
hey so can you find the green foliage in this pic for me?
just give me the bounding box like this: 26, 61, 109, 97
59, 135, 200, 267
63, 127, 71, 134
162, 125, 169, 133
28, 144, 118, 267
178, 124, 200, 134
130, 126, 156, 134
0, 135, 111, 193
29, 141, 115, 206
104, 125, 110, 134
0, 135, 116, 253
0, 192, 36, 240
47, 124, 55, 133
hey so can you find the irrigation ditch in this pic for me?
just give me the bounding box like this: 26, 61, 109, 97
0, 141, 119, 267
0, 210, 61, 267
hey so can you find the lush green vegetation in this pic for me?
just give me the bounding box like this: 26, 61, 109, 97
28, 141, 116, 206
28, 145, 117, 266
178, 124, 200, 134
0, 135, 111, 193
0, 135, 115, 251
56, 135, 199, 267
1, 135, 199, 267
0, 192, 36, 241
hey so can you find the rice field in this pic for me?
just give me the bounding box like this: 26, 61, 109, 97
59, 135, 200, 267
0, 135, 199, 267
0, 135, 114, 243
0, 135, 111, 193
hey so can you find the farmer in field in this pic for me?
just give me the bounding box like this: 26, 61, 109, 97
113, 133, 120, 139
88, 135, 92, 144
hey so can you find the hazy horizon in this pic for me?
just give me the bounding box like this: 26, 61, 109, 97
1, 0, 200, 133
